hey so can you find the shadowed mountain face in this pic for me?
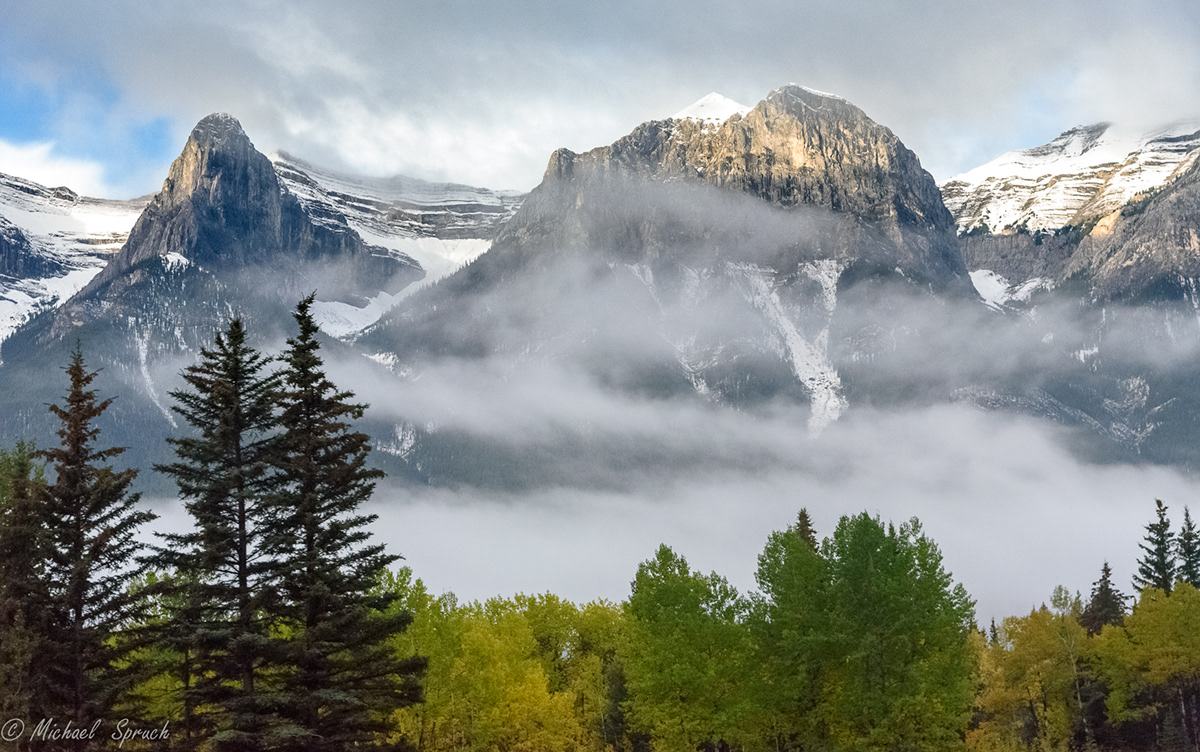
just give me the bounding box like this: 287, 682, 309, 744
1061, 155, 1200, 302
39, 114, 423, 342
0, 214, 48, 279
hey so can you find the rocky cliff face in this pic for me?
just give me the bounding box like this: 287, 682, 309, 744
1059, 154, 1200, 301
360, 85, 975, 451
522, 84, 969, 293
0, 214, 45, 279
79, 114, 422, 310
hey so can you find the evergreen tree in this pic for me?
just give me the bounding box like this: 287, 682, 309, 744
794, 508, 818, 549
0, 443, 51, 730
151, 319, 287, 750
1133, 499, 1176, 594
1178, 507, 1199, 588
269, 296, 423, 750
1080, 561, 1126, 635
36, 348, 155, 740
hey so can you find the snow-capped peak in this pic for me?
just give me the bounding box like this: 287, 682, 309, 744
673, 93, 751, 124
942, 120, 1200, 233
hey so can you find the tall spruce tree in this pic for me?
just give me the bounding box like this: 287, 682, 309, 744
0, 443, 51, 730
151, 319, 288, 750
269, 296, 423, 750
1133, 499, 1176, 595
794, 508, 818, 549
36, 348, 154, 741
1080, 561, 1126, 635
1178, 507, 1199, 588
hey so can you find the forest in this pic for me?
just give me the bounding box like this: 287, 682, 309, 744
1, 302, 1199, 751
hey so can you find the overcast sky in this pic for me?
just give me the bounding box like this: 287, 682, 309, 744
1, 0, 1198, 197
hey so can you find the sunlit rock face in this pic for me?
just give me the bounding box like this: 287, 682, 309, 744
527, 83, 970, 294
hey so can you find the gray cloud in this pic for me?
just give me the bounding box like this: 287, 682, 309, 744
3, 0, 1199, 193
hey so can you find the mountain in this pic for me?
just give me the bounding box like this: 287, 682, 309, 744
940, 123, 1200, 463
942, 121, 1200, 234
9, 91, 1200, 491
351, 84, 975, 488
0, 113, 524, 474
0, 171, 148, 348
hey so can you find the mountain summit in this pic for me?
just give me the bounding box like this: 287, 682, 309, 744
79, 113, 421, 304
360, 83, 973, 442
672, 93, 751, 124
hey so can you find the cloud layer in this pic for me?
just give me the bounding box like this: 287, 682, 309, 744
2, 0, 1198, 194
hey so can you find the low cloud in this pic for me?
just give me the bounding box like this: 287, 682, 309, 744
0, 139, 115, 195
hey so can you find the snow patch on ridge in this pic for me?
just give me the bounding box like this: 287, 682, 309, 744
133, 330, 176, 428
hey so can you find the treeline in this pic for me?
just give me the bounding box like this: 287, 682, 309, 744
2, 303, 1200, 751
972, 501, 1200, 752
376, 513, 976, 752
0, 297, 422, 751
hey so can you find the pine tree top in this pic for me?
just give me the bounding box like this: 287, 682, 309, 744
1178, 506, 1200, 588
794, 509, 818, 550
1133, 499, 1176, 595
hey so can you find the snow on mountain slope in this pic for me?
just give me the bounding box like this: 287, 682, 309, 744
0, 171, 147, 346
942, 121, 1200, 233
272, 153, 525, 335
673, 93, 751, 125
272, 151, 523, 244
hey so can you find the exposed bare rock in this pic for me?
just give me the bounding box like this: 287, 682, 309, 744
517, 84, 969, 293
1062, 155, 1200, 300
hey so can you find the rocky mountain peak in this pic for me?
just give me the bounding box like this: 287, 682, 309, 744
189, 112, 249, 146
943, 120, 1200, 233
504, 82, 969, 294
48, 113, 422, 338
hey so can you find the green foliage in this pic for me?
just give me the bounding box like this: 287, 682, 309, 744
1178, 507, 1200, 588
622, 544, 752, 752
1080, 561, 1127, 635
1133, 499, 1176, 595
0, 442, 50, 725
149, 319, 289, 749
268, 296, 423, 749
746, 509, 831, 749
36, 347, 155, 731
819, 514, 976, 752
